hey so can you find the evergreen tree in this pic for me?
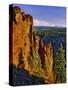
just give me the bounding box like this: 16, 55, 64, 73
54, 43, 66, 83
31, 50, 45, 78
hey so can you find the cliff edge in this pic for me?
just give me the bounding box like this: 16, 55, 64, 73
9, 6, 55, 83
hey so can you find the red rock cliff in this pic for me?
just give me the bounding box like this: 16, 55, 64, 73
9, 6, 54, 83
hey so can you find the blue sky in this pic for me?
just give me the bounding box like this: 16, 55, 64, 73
13, 4, 66, 27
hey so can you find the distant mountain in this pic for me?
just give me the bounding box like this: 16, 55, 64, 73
34, 26, 66, 31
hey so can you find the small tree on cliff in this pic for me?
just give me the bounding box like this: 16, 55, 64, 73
54, 43, 66, 83
31, 50, 45, 78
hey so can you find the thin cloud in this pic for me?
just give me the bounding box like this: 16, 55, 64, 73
33, 18, 66, 27
33, 19, 50, 26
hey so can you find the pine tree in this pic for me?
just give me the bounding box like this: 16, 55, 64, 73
31, 50, 45, 78
54, 43, 66, 83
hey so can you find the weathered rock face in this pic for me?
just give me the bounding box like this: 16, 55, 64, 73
9, 6, 54, 83
9, 6, 33, 70
44, 42, 53, 82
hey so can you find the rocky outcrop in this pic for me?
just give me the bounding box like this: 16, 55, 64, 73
44, 42, 54, 82
9, 6, 54, 83
9, 6, 33, 70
